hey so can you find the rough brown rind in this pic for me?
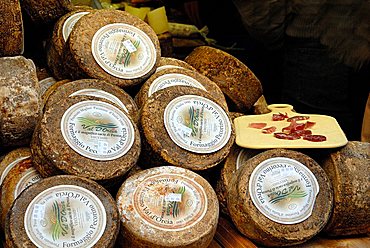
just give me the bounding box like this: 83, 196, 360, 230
47, 8, 93, 80
135, 67, 227, 109
139, 86, 235, 171
0, 56, 41, 147
116, 166, 219, 248
322, 141, 370, 236
227, 149, 333, 247
66, 9, 161, 88
5, 175, 119, 247
0, 0, 23, 56
38, 95, 141, 184
41, 79, 70, 109
185, 46, 263, 112
157, 57, 196, 72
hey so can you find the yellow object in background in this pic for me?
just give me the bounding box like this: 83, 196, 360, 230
71, 0, 93, 6
125, 5, 150, 20
147, 6, 169, 35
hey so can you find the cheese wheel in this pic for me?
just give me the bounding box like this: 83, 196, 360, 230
21, 0, 73, 25
139, 86, 235, 171
0, 157, 42, 231
43, 79, 139, 123
33, 95, 141, 186
135, 67, 227, 109
0, 0, 23, 56
47, 8, 93, 80
321, 141, 370, 236
65, 9, 161, 88
5, 175, 119, 247
116, 166, 219, 248
185, 46, 263, 112
156, 57, 196, 72
227, 149, 333, 247
0, 56, 41, 147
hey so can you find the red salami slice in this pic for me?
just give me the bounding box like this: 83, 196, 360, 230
272, 112, 288, 121
262, 126, 276, 134
293, 129, 312, 136
274, 132, 301, 140
287, 115, 310, 122
305, 121, 316, 129
303, 134, 327, 142
248, 122, 267, 129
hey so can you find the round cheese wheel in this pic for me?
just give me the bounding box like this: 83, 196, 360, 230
116, 166, 219, 248
47, 8, 93, 80
65, 9, 161, 88
227, 149, 333, 247
5, 175, 119, 247
139, 85, 235, 171
135, 67, 227, 109
156, 57, 196, 72
321, 141, 370, 236
43, 79, 139, 123
41, 79, 70, 108
0, 157, 42, 231
0, 0, 23, 56
185, 46, 263, 112
33, 95, 141, 186
0, 56, 41, 147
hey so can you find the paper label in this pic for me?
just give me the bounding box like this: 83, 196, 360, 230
60, 100, 135, 161
62, 12, 90, 42
249, 157, 320, 224
164, 95, 232, 154
69, 89, 129, 113
148, 73, 206, 97
24, 185, 107, 248
133, 173, 207, 231
91, 23, 156, 79
14, 167, 42, 198
0, 156, 30, 187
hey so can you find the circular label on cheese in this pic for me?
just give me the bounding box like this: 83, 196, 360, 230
14, 167, 42, 198
91, 23, 157, 79
61, 100, 135, 161
0, 155, 30, 187
24, 185, 106, 248
62, 12, 90, 42
236, 149, 251, 171
156, 65, 183, 72
69, 89, 129, 113
164, 95, 231, 154
148, 73, 206, 97
133, 173, 207, 231
249, 157, 320, 224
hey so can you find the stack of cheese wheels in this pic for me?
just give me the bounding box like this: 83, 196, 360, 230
321, 141, 370, 236
135, 67, 227, 109
0, 56, 41, 147
65, 9, 161, 88
5, 175, 119, 247
185, 46, 263, 112
156, 57, 196, 72
31, 94, 141, 187
21, 0, 73, 25
43, 79, 139, 123
47, 7, 93, 80
0, 151, 42, 231
116, 166, 219, 248
0, 0, 23, 56
227, 149, 333, 247
139, 85, 235, 171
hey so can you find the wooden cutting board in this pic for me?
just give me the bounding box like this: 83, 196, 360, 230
234, 104, 348, 149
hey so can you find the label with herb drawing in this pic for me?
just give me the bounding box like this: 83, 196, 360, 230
0, 156, 30, 187
62, 12, 90, 42
69, 89, 129, 113
148, 73, 206, 97
61, 100, 135, 161
164, 95, 231, 153
14, 167, 42, 198
133, 173, 207, 231
24, 185, 106, 248
91, 23, 156, 79
249, 157, 320, 224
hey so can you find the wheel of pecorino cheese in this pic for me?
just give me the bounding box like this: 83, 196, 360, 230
32, 95, 141, 187
0, 0, 24, 56
0, 56, 41, 147
65, 9, 161, 88
47, 7, 93, 80
156, 57, 196, 72
5, 175, 119, 248
139, 85, 235, 171
321, 141, 370, 236
185, 46, 263, 112
116, 166, 219, 248
227, 149, 333, 247
135, 67, 227, 110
